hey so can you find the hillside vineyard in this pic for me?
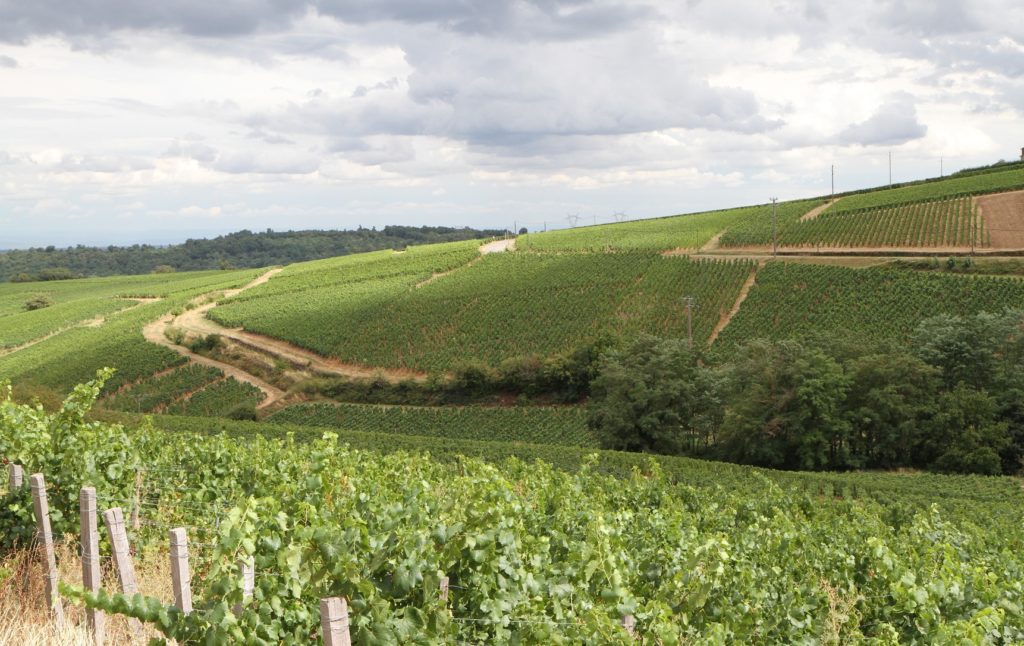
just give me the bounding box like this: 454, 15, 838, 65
2, 159, 1024, 642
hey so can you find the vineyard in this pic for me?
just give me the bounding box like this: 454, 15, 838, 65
518, 200, 818, 252
164, 377, 266, 417
146, 413, 1024, 511
713, 262, 1024, 350
0, 269, 262, 393
3, 377, 1023, 643
266, 402, 596, 447
834, 166, 1024, 212
102, 365, 223, 413
776, 196, 988, 248
211, 253, 754, 372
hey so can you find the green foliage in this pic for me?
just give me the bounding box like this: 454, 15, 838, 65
3, 381, 1023, 643
588, 336, 721, 454
0, 369, 140, 549
718, 339, 852, 470
267, 402, 596, 447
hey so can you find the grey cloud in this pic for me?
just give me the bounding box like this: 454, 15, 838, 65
875, 0, 980, 38
837, 95, 927, 146
352, 77, 399, 98
0, 0, 653, 44
249, 31, 781, 160
0, 54, 16, 67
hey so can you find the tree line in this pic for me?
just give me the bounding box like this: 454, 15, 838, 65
588, 309, 1024, 475
1, 226, 504, 282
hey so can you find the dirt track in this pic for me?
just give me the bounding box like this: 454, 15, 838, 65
142, 270, 287, 408
707, 261, 763, 345
143, 268, 430, 409
800, 198, 840, 222
481, 238, 516, 254
977, 190, 1024, 249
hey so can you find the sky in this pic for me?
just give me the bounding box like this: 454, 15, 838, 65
1, 0, 1023, 248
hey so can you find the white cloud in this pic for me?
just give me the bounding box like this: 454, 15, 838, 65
0, 1, 1023, 246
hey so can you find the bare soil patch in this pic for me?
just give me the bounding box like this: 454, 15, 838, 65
976, 190, 1024, 249
480, 238, 516, 254
800, 198, 840, 222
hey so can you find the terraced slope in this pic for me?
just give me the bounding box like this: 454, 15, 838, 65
211, 252, 754, 371
713, 262, 1024, 350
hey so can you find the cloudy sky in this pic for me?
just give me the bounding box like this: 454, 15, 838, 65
1, 0, 1022, 247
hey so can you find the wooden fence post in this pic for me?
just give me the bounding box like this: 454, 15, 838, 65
102, 507, 143, 635
439, 576, 449, 602
169, 528, 193, 614
233, 558, 254, 616
29, 473, 65, 625
80, 487, 105, 645
320, 597, 352, 646
130, 470, 143, 531
7, 463, 23, 490
622, 614, 637, 638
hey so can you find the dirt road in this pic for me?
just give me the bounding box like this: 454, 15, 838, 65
976, 190, 1024, 249
480, 238, 517, 254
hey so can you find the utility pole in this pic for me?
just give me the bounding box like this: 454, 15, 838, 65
770, 197, 778, 256
888, 150, 892, 188
682, 296, 695, 348
940, 156, 944, 178
831, 164, 834, 200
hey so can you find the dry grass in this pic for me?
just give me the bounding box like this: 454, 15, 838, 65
0, 537, 175, 645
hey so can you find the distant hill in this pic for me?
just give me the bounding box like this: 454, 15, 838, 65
0, 225, 505, 282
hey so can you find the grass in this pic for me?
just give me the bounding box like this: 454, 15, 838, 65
0, 541, 173, 645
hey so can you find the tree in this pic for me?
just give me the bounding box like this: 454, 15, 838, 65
717, 339, 851, 470
918, 384, 1010, 475
842, 353, 941, 469
587, 335, 722, 455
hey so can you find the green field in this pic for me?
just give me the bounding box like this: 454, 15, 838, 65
211, 253, 754, 371
266, 402, 596, 447
714, 262, 1024, 350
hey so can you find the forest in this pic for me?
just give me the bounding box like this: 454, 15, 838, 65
0, 226, 503, 282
